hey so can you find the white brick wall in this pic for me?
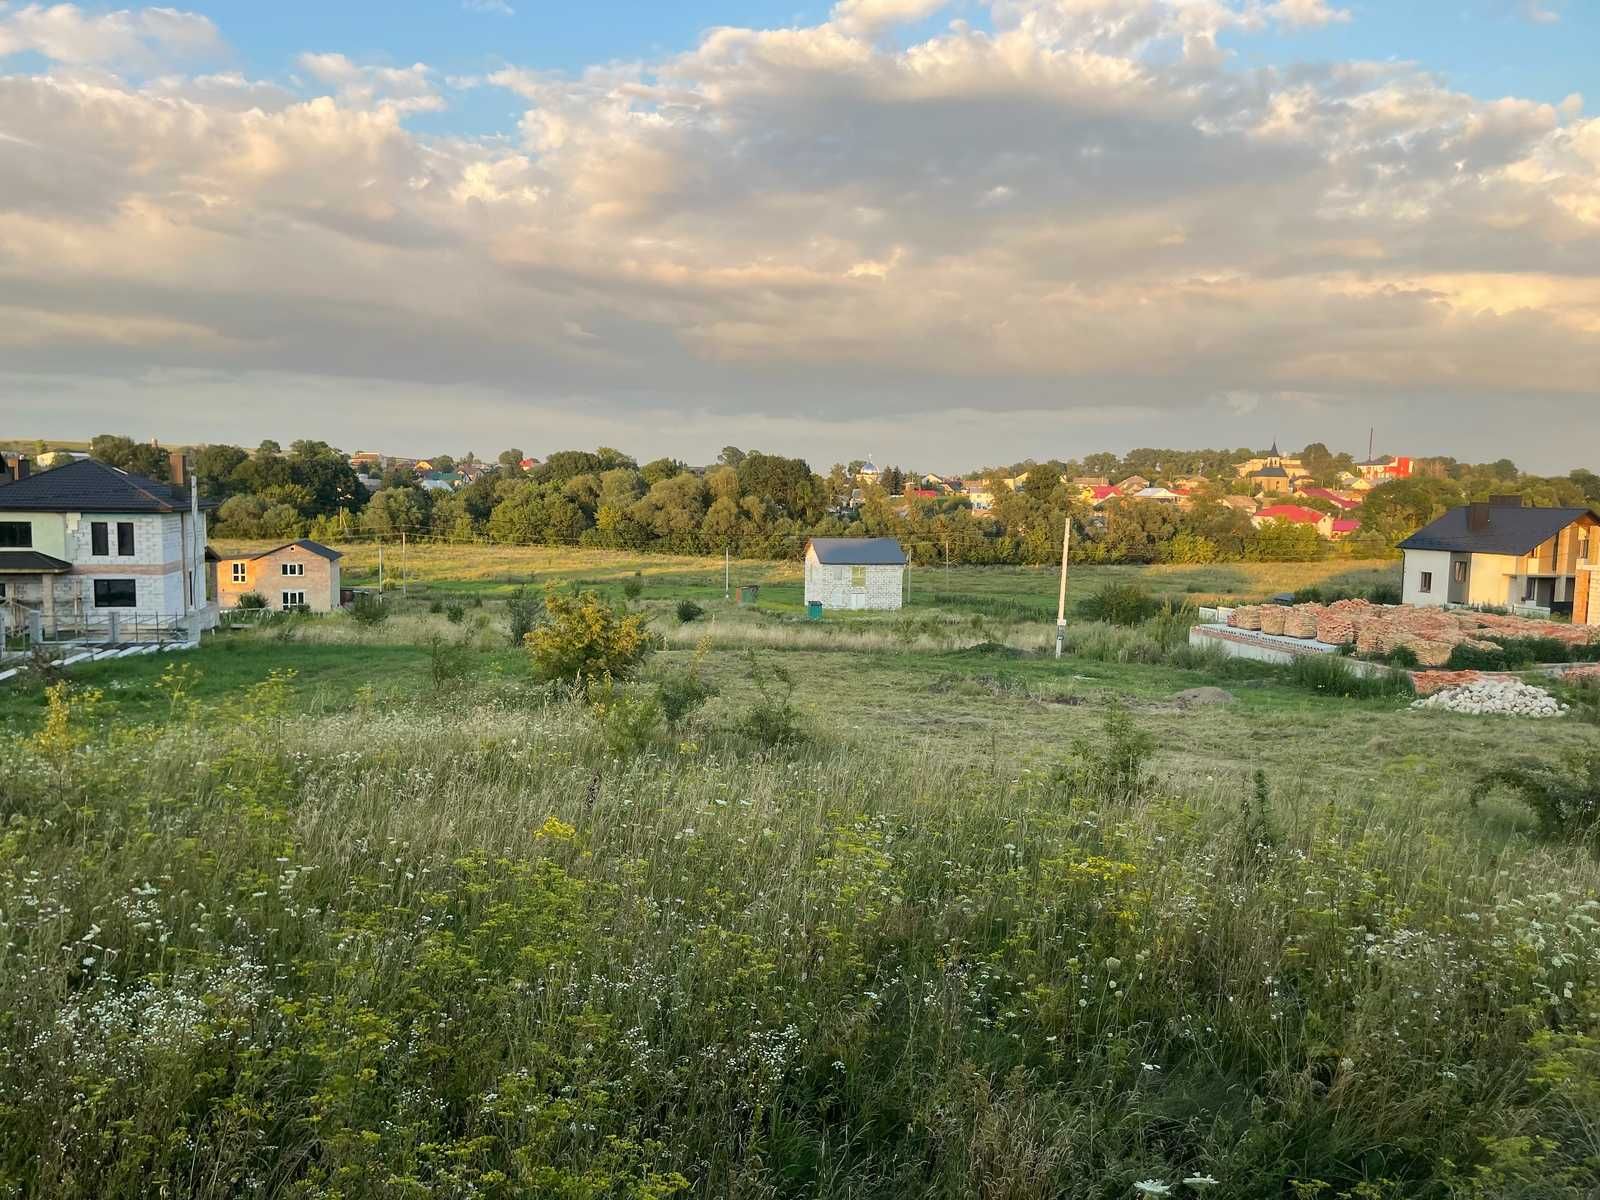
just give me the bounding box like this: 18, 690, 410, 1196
804, 561, 904, 610
60, 512, 189, 618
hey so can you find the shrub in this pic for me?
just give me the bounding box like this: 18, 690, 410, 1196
505, 584, 541, 648
445, 602, 466, 625
1077, 582, 1159, 627
525, 587, 652, 688
676, 599, 705, 624
1480, 747, 1600, 851
1286, 653, 1414, 700
428, 599, 444, 614
622, 573, 644, 601
1144, 600, 1196, 651
656, 668, 716, 730
588, 677, 664, 757
426, 633, 473, 690
736, 652, 803, 748
1055, 700, 1155, 805
1367, 582, 1402, 606
235, 591, 268, 611
348, 592, 388, 627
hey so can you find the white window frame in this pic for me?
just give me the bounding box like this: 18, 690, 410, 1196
281, 590, 306, 611
282, 561, 306, 577
232, 562, 247, 583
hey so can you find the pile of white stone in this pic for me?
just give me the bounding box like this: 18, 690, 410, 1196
1411, 678, 1568, 718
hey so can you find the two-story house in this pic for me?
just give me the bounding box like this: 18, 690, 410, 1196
0, 454, 217, 639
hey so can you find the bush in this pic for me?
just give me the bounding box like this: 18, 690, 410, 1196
622, 573, 644, 601
1286, 653, 1414, 700
1480, 747, 1600, 851
736, 652, 803, 748
445, 602, 466, 625
348, 592, 388, 627
588, 677, 664, 757
525, 587, 652, 688
505, 584, 540, 649
235, 591, 268, 611
1077, 582, 1159, 627
1055, 701, 1155, 805
656, 668, 716, 730
425, 633, 473, 690
676, 599, 705, 624
428, 599, 444, 614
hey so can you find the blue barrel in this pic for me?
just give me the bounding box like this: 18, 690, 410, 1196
806, 600, 823, 621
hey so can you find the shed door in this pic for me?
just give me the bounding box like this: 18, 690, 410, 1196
849, 591, 866, 610
1447, 555, 1471, 605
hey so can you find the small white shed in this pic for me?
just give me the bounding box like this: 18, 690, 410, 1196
804, 537, 906, 611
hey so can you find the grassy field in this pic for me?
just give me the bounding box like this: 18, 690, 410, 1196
3, 548, 1599, 1198
217, 540, 1403, 619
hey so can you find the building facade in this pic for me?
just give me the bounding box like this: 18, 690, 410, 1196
0, 454, 216, 639
804, 537, 906, 611
214, 539, 343, 612
1399, 499, 1599, 619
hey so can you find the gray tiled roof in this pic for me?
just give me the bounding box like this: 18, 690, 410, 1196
0, 550, 72, 573
0, 459, 218, 513
1398, 505, 1593, 556
808, 537, 907, 565
248, 539, 343, 562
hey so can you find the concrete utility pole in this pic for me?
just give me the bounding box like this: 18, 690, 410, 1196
724, 546, 731, 600
378, 544, 384, 594
1055, 516, 1072, 660
401, 531, 408, 598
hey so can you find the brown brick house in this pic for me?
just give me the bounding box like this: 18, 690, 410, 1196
215, 539, 342, 612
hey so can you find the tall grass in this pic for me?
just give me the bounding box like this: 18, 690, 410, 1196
1, 689, 1596, 1198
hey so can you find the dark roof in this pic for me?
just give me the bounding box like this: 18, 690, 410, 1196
1398, 504, 1593, 556
1252, 466, 1289, 478
0, 458, 218, 513
808, 537, 907, 565
0, 550, 72, 573
247, 538, 342, 562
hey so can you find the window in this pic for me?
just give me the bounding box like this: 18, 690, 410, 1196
281, 591, 306, 611
117, 522, 134, 556
93, 579, 137, 608
0, 582, 6, 599
282, 562, 305, 577
1418, 571, 1432, 594
850, 565, 867, 589
91, 522, 109, 556
0, 521, 31, 549
1452, 561, 1467, 583
232, 562, 247, 583
1525, 577, 1537, 601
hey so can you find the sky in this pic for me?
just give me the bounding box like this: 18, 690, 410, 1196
1, 0, 1599, 472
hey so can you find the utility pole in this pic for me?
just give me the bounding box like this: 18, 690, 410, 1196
943, 535, 950, 579
378, 543, 384, 594
401, 530, 408, 598
724, 546, 731, 601
1055, 516, 1072, 660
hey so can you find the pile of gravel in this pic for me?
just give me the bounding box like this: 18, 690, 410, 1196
1411, 678, 1568, 718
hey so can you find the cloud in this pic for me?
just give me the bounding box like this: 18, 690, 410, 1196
0, 3, 222, 68
1, 0, 1598, 467
462, 0, 514, 14
1519, 1, 1562, 24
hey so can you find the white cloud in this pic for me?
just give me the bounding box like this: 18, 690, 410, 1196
0, 3, 221, 68
1, 0, 1599, 465
462, 0, 514, 14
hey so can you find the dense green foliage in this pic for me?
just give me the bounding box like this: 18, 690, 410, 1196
3, 676, 1599, 1198
524, 588, 653, 688
50, 435, 1598, 569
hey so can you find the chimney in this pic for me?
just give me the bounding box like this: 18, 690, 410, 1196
169, 451, 188, 488
1467, 502, 1490, 532
1489, 494, 1522, 508
14, 455, 29, 481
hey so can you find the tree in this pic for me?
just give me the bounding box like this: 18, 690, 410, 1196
287, 440, 366, 516
90, 434, 168, 479
640, 457, 688, 487
736, 452, 822, 521
1362, 478, 1465, 547
525, 588, 652, 687
361, 487, 431, 537
628, 473, 707, 539
498, 449, 525, 469
192, 444, 250, 501
718, 446, 746, 467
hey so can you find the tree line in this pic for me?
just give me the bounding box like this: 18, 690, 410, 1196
75, 435, 1600, 566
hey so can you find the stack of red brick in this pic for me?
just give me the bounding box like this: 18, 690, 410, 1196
1225, 599, 1599, 669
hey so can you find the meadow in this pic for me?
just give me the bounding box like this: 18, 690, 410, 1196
2, 547, 1599, 1199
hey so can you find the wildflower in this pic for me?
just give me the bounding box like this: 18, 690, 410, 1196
1134, 1181, 1172, 1196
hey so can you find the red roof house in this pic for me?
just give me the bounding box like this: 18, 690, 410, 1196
1253, 504, 1325, 528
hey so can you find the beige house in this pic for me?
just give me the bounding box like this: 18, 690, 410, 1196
1399, 500, 1599, 620
804, 537, 906, 611
215, 539, 343, 612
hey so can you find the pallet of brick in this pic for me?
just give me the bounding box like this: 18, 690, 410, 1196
1283, 605, 1322, 639
1355, 623, 1386, 656
1317, 611, 1357, 645
1392, 633, 1453, 667
1231, 605, 1263, 631
1259, 606, 1289, 635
